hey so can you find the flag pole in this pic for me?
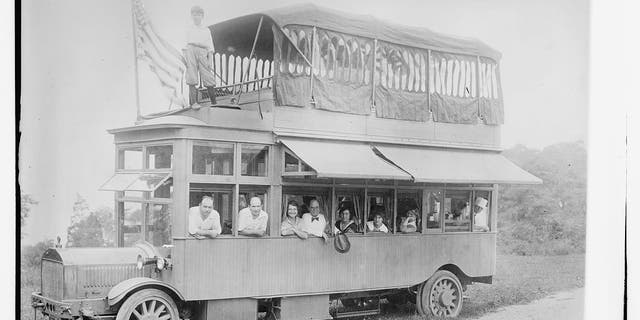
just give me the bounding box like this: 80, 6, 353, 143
131, 0, 142, 122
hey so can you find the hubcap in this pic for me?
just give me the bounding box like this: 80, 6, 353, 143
131, 299, 172, 320
429, 278, 460, 317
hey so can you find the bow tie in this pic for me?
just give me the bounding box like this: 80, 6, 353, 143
311, 217, 319, 222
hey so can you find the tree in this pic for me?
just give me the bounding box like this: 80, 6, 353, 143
66, 194, 115, 247
498, 141, 587, 255
20, 192, 38, 238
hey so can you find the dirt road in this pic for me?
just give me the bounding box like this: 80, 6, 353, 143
475, 287, 584, 320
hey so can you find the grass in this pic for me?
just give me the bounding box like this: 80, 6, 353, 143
370, 254, 585, 319
20, 262, 40, 320
20, 254, 584, 320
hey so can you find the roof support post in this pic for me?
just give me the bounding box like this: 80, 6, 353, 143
279, 27, 313, 67
370, 39, 378, 113
427, 49, 432, 121
476, 55, 481, 123
310, 26, 317, 106
237, 16, 264, 108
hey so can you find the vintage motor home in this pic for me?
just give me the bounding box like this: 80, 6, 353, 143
31, 3, 541, 320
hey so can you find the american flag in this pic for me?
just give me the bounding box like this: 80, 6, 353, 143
132, 0, 188, 108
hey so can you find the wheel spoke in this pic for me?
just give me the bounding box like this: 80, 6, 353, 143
132, 309, 143, 319
155, 304, 167, 316
149, 300, 156, 313
159, 314, 171, 320
141, 301, 148, 314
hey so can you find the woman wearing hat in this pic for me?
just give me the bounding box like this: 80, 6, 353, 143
473, 197, 489, 232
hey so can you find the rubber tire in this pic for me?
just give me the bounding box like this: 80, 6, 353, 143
419, 270, 463, 318
415, 281, 426, 315
115, 288, 179, 320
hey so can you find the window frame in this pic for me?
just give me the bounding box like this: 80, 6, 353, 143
114, 141, 176, 247
116, 141, 175, 172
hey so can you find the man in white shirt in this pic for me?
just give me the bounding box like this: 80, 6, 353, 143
473, 197, 489, 232
300, 199, 329, 243
238, 197, 268, 237
185, 6, 216, 106
188, 196, 221, 238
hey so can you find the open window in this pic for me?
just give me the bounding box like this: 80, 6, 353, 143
335, 190, 364, 234
282, 187, 331, 236
472, 190, 491, 232
366, 190, 394, 234
189, 184, 234, 235
424, 190, 443, 232
444, 190, 472, 232
397, 190, 422, 234
101, 172, 172, 192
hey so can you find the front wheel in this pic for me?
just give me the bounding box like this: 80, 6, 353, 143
418, 270, 463, 318
115, 288, 179, 320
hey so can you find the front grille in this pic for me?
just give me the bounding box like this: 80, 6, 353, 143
41, 259, 64, 301
77, 264, 143, 298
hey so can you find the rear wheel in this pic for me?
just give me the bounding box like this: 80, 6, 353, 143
115, 288, 179, 320
418, 270, 463, 318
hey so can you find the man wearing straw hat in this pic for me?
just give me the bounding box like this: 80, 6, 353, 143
473, 197, 489, 232
185, 5, 216, 106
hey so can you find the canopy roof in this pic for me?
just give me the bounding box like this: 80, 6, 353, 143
211, 3, 501, 60
374, 145, 542, 184
281, 138, 411, 180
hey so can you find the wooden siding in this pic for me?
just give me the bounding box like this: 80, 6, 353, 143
173, 232, 495, 301
273, 107, 501, 150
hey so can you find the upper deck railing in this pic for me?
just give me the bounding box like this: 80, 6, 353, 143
198, 53, 274, 101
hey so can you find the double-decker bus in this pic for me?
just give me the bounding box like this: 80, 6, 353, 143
31, 3, 540, 320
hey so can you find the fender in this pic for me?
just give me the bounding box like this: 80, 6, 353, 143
108, 277, 185, 306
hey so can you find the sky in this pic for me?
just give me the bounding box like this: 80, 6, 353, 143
19, 0, 588, 245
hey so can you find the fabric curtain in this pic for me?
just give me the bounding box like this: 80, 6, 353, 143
311, 28, 373, 115
478, 56, 504, 125
273, 25, 312, 107
429, 51, 480, 124
374, 41, 430, 121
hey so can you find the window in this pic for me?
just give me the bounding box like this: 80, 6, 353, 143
153, 178, 173, 199
397, 190, 422, 233
335, 190, 364, 234
146, 204, 172, 246
284, 150, 313, 173
472, 190, 491, 232
192, 142, 234, 175
444, 190, 472, 232
146, 145, 173, 169
283, 188, 331, 236
424, 190, 443, 231
241, 144, 269, 177
118, 201, 172, 247
367, 190, 394, 234
190, 184, 234, 235
118, 147, 142, 170
119, 202, 144, 246
239, 187, 270, 235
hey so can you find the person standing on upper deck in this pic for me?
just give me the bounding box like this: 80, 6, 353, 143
185, 5, 216, 106
188, 196, 221, 239
238, 197, 268, 237
300, 199, 329, 243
